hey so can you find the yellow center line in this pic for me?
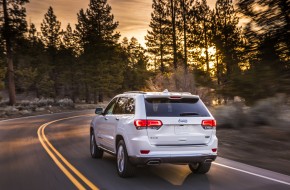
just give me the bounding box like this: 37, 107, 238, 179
37, 114, 99, 190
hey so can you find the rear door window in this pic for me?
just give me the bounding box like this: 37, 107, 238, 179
113, 97, 135, 115
145, 97, 210, 117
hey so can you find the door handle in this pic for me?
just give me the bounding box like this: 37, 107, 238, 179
115, 118, 119, 121
104, 117, 108, 120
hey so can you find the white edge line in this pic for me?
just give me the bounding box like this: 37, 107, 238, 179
0, 110, 93, 123
213, 162, 290, 186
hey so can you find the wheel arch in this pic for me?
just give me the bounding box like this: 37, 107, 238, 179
115, 135, 124, 150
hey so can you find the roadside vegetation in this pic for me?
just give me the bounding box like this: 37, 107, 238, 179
213, 94, 290, 175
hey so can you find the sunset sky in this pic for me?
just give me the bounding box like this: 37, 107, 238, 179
26, 0, 217, 46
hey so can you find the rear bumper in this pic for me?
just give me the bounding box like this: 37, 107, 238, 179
129, 154, 217, 165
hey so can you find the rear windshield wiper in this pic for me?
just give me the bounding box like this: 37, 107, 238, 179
180, 112, 200, 116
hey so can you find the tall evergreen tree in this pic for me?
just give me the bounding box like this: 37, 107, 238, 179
62, 24, 75, 52
213, 0, 244, 86
238, 0, 290, 60
58, 24, 79, 101
197, 0, 214, 73
75, 0, 123, 102
41, 6, 62, 51
40, 6, 63, 97
122, 37, 151, 90
145, 0, 171, 72
169, 0, 178, 69
1, 0, 29, 105
75, 0, 119, 53
176, 0, 195, 70
15, 22, 54, 98
220, 0, 290, 102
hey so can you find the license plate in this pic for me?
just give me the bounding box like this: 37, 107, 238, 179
175, 125, 190, 134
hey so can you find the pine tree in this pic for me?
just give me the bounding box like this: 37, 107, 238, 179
238, 0, 290, 59
238, 0, 290, 95
197, 0, 214, 73
58, 24, 78, 102
75, 0, 123, 102
122, 37, 150, 91
176, 0, 194, 70
15, 23, 52, 98
213, 0, 245, 99
75, 0, 120, 53
40, 6, 63, 97
62, 24, 76, 53
214, 0, 243, 82
1, 0, 29, 105
169, 0, 178, 69
146, 0, 171, 73
41, 6, 62, 51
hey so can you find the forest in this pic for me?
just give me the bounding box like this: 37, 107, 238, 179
0, 0, 289, 105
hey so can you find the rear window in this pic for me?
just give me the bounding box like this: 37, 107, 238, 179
145, 98, 210, 117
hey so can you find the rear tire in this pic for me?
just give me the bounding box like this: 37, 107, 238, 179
189, 162, 211, 174
116, 140, 136, 178
90, 132, 103, 158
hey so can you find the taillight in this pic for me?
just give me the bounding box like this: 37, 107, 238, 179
134, 120, 147, 127
147, 120, 163, 127
134, 119, 163, 130
202, 120, 216, 129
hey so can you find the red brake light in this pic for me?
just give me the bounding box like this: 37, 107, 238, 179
134, 119, 163, 129
169, 96, 181, 99
147, 120, 163, 127
134, 120, 147, 127
202, 120, 216, 127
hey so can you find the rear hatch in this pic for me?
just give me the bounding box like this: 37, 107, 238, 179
145, 96, 213, 146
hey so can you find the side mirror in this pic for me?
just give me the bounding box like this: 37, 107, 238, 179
95, 107, 103, 115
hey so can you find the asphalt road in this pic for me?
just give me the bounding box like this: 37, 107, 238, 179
0, 110, 290, 190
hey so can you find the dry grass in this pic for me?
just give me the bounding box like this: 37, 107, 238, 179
213, 94, 290, 175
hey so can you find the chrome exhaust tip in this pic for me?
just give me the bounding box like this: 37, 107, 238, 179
147, 160, 161, 165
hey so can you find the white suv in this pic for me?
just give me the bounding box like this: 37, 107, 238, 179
90, 90, 218, 177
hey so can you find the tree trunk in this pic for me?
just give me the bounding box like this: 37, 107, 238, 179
216, 53, 220, 85
170, 0, 178, 69
98, 92, 103, 102
159, 18, 165, 73
181, 0, 188, 71
71, 71, 76, 103
7, 56, 16, 105
3, 0, 16, 105
85, 82, 90, 103
204, 20, 210, 72
93, 90, 97, 104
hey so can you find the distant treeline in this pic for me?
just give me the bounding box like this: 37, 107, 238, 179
0, 0, 289, 105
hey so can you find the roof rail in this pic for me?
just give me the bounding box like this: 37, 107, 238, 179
123, 91, 146, 94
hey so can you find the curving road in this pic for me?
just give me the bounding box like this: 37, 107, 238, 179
0, 110, 290, 190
